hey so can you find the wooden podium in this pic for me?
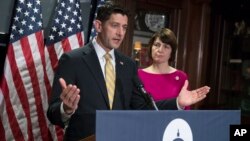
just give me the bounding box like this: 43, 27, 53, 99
79, 135, 95, 141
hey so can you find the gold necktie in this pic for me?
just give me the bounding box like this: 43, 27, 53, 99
104, 53, 115, 109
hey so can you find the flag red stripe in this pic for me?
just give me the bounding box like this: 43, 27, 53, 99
1, 77, 25, 141
61, 38, 71, 52
47, 45, 59, 72
35, 32, 52, 100
0, 117, 6, 141
55, 125, 64, 141
76, 32, 84, 47
43, 64, 52, 101
20, 36, 49, 141
34, 32, 54, 140
45, 46, 64, 140
8, 44, 34, 141
37, 32, 65, 141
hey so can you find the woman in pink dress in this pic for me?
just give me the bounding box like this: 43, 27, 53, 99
138, 28, 190, 109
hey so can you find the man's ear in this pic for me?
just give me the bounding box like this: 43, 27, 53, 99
94, 20, 102, 33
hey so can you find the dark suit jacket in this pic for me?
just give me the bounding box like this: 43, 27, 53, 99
47, 43, 177, 141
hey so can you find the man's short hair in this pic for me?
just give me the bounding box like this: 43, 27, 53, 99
96, 1, 129, 22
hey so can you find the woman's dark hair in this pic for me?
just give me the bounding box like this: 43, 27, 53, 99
96, 1, 129, 23
148, 28, 177, 63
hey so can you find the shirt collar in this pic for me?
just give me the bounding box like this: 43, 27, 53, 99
92, 37, 115, 60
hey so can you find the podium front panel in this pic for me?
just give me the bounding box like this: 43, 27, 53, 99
96, 110, 240, 141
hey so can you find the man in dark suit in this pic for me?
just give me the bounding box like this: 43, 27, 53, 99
47, 2, 210, 140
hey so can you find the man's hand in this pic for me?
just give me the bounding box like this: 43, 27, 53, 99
59, 78, 80, 115
177, 80, 210, 108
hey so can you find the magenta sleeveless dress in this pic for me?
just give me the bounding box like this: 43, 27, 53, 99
138, 69, 190, 110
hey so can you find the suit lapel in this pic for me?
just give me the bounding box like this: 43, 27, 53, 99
81, 44, 110, 108
115, 52, 125, 82
113, 51, 126, 109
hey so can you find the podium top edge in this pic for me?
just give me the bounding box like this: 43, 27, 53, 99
96, 110, 241, 113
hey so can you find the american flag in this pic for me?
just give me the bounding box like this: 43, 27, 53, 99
0, 0, 61, 140
45, 0, 84, 77
44, 0, 84, 139
88, 0, 106, 41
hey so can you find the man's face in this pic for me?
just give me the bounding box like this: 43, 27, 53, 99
95, 13, 128, 52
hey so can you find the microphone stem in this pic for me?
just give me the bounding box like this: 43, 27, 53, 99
149, 95, 159, 111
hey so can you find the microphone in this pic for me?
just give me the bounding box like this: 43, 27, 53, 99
133, 76, 159, 111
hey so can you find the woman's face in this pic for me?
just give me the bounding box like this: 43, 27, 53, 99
151, 37, 172, 64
